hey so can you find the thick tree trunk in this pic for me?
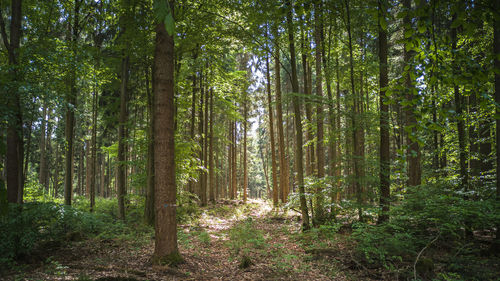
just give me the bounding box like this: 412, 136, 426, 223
117, 55, 129, 220
286, 0, 310, 230
378, 0, 390, 224
2, 0, 23, 203
493, 0, 500, 249
153, 3, 180, 263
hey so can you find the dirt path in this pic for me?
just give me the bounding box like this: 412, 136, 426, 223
5, 199, 356, 281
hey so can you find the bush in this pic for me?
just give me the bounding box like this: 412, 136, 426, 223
0, 202, 108, 269
351, 183, 500, 278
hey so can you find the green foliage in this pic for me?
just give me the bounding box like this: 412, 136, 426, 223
227, 217, 266, 256
351, 183, 500, 278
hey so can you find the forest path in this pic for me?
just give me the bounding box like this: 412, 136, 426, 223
6, 199, 361, 281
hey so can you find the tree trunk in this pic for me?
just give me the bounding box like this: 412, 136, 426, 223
286, 0, 310, 230
403, 0, 421, 187
266, 49, 279, 207
273, 25, 290, 205
313, 1, 325, 224
153, 2, 180, 263
346, 0, 363, 220
90, 79, 98, 211
451, 16, 468, 191
39, 106, 48, 190
209, 89, 215, 203
145, 66, 155, 225
117, 55, 129, 220
378, 0, 390, 224
2, 0, 23, 204
243, 94, 248, 203
493, 0, 500, 249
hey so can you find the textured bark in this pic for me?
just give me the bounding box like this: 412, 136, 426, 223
64, 0, 82, 206
117, 55, 129, 220
286, 0, 309, 230
3, 0, 23, 203
153, 3, 180, 262
403, 0, 421, 187
378, 0, 390, 224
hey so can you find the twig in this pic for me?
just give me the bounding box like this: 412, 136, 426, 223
413, 232, 440, 280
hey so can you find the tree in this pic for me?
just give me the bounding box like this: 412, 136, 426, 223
378, 0, 390, 223
286, 0, 310, 230
1, 0, 24, 204
152, 0, 181, 265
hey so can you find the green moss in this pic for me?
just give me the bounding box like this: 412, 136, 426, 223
152, 252, 184, 266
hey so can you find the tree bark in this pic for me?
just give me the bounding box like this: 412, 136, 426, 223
153, 1, 180, 263
286, 0, 310, 230
403, 0, 421, 187
2, 0, 23, 203
313, 1, 325, 224
117, 55, 129, 220
378, 0, 390, 224
145, 66, 155, 225
266, 49, 279, 207
209, 89, 215, 203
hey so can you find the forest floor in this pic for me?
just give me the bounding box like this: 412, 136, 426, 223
3, 199, 379, 281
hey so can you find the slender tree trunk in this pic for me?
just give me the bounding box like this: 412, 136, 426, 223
266, 50, 279, 207
23, 119, 32, 185
273, 25, 290, 205
228, 121, 233, 199
202, 74, 209, 206
209, 89, 215, 203
153, 2, 180, 263
232, 121, 237, 199
188, 55, 197, 194
198, 68, 204, 201
346, 0, 363, 220
301, 17, 314, 178
145, 66, 155, 225
451, 16, 468, 191
64, 0, 81, 206
117, 55, 129, 220
378, 0, 390, 224
314, 1, 325, 224
90, 79, 98, 212
39, 106, 47, 189
403, 0, 421, 187
243, 94, 248, 203
287, 0, 310, 230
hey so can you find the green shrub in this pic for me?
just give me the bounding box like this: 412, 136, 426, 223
227, 218, 266, 256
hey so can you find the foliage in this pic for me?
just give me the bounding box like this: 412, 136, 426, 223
351, 183, 500, 279
227, 217, 267, 256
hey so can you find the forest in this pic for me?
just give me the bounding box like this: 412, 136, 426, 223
1, 0, 500, 280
